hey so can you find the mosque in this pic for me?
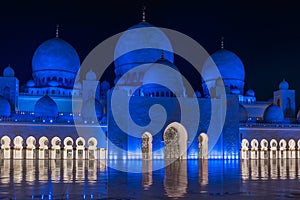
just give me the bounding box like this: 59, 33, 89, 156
0, 13, 299, 160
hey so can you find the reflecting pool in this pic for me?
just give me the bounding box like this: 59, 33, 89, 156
1, 159, 300, 199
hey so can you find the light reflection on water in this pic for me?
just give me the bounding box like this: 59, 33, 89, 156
1, 159, 300, 199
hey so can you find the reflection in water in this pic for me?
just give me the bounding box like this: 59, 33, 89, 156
142, 160, 153, 190
199, 159, 208, 185
1, 159, 300, 199
241, 159, 298, 180
164, 160, 187, 198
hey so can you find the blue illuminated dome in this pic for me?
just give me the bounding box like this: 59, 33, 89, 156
34, 95, 58, 118
0, 96, 11, 117
263, 104, 284, 123
246, 89, 255, 97
3, 65, 15, 77
32, 38, 80, 88
202, 49, 245, 97
114, 22, 174, 84
279, 79, 289, 90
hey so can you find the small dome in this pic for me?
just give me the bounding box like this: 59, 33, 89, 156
246, 89, 255, 97
81, 99, 103, 120
34, 95, 58, 118
142, 59, 185, 96
279, 79, 289, 90
263, 104, 284, 123
85, 70, 96, 81
3, 65, 15, 77
0, 96, 11, 117
239, 104, 248, 122
26, 80, 35, 87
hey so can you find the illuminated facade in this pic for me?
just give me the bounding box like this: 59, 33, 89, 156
0, 18, 299, 160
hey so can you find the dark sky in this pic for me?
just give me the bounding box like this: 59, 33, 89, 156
0, 1, 299, 104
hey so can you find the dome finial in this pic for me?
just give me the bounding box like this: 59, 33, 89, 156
221, 36, 224, 49
142, 6, 146, 22
56, 24, 59, 38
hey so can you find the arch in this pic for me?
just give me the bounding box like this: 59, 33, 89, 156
39, 136, 49, 148
279, 139, 287, 159
164, 122, 188, 160
38, 136, 49, 159
76, 137, 86, 159
0, 136, 11, 159
142, 132, 152, 160
251, 139, 259, 150
13, 136, 23, 149
289, 139, 296, 150
51, 136, 61, 159
260, 139, 268, 159
1, 136, 11, 148
13, 136, 23, 159
26, 136, 36, 159
87, 137, 97, 159
26, 136, 36, 149
270, 139, 278, 159
289, 139, 296, 159
198, 133, 208, 159
63, 137, 74, 159
241, 139, 249, 149
250, 139, 259, 159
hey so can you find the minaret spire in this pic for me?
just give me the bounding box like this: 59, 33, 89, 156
221, 36, 224, 49
56, 24, 60, 38
142, 6, 146, 22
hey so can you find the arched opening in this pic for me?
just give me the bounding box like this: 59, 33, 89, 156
13, 136, 23, 159
198, 133, 208, 159
250, 139, 259, 159
270, 139, 278, 159
88, 137, 97, 159
51, 136, 61, 159
142, 132, 152, 160
26, 136, 36, 159
164, 122, 188, 160
1, 136, 11, 159
241, 139, 249, 159
76, 137, 86, 159
38, 136, 49, 159
63, 137, 74, 159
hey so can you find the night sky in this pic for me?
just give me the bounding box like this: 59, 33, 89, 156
0, 1, 299, 105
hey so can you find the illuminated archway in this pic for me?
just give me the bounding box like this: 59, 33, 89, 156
142, 132, 152, 160
164, 122, 188, 160
198, 133, 208, 159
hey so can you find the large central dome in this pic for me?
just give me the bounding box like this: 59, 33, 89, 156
31, 37, 80, 88
114, 22, 174, 84
32, 38, 80, 74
